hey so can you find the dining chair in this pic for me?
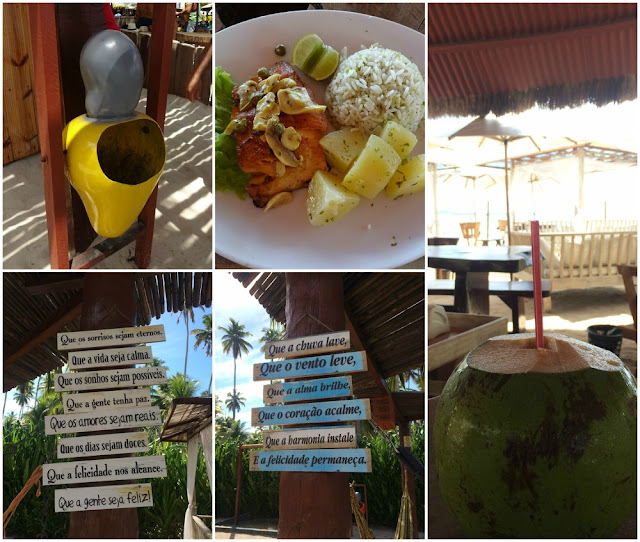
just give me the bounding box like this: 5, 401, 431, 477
617, 264, 637, 342
459, 222, 480, 246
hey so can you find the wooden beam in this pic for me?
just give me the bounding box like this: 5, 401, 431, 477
71, 221, 145, 269
29, 4, 70, 269
4, 292, 83, 368
135, 3, 174, 269
22, 273, 85, 295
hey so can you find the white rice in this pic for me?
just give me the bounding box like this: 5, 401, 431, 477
325, 44, 425, 134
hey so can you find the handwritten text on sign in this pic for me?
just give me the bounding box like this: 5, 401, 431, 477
45, 407, 162, 435
55, 483, 153, 512
63, 389, 151, 414
254, 351, 367, 381
57, 432, 150, 459
55, 366, 167, 392
264, 331, 350, 359
263, 426, 357, 451
250, 449, 371, 473
264, 376, 352, 404
67, 346, 153, 369
57, 325, 165, 351
43, 455, 167, 486
251, 398, 371, 426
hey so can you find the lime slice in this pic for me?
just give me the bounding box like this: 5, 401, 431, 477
309, 45, 339, 80
292, 33, 324, 71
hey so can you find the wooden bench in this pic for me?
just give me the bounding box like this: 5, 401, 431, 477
428, 279, 552, 333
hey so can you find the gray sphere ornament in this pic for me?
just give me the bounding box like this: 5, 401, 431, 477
80, 30, 144, 119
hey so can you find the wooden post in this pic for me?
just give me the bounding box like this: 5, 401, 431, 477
68, 273, 139, 538
398, 420, 419, 539
278, 273, 352, 539
135, 3, 174, 269
29, 4, 70, 268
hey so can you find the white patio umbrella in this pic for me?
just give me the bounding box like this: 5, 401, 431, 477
447, 116, 576, 244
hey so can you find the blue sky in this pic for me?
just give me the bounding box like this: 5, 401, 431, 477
214, 273, 272, 429
4, 308, 212, 418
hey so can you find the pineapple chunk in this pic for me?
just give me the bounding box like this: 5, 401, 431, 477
319, 128, 367, 173
379, 121, 418, 159
307, 170, 360, 226
342, 135, 401, 199
385, 154, 426, 200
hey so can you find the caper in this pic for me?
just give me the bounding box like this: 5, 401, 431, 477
233, 118, 248, 133
249, 92, 262, 105
257, 67, 270, 79
275, 44, 286, 56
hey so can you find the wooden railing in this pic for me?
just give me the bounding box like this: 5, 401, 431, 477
512, 230, 638, 290
513, 219, 637, 234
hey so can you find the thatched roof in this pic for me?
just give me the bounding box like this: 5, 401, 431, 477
428, 3, 637, 118
232, 272, 425, 423
3, 272, 212, 392
160, 397, 212, 442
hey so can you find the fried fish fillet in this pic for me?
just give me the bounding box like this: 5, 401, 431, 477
231, 62, 328, 208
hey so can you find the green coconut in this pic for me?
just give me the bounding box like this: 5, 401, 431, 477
434, 333, 637, 538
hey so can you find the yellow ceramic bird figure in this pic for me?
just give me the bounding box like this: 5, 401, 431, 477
62, 30, 166, 238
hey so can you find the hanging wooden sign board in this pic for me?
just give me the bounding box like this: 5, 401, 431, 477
263, 376, 352, 404
57, 432, 150, 459
67, 345, 154, 370
264, 331, 350, 359
254, 351, 367, 381
250, 449, 371, 473
54, 366, 167, 392
57, 325, 165, 351
263, 426, 357, 451
55, 483, 153, 512
42, 455, 167, 486
252, 398, 371, 427
62, 388, 152, 414
45, 407, 163, 436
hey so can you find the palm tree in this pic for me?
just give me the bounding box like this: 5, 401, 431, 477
151, 373, 200, 415
25, 391, 61, 428
259, 319, 285, 352
216, 417, 248, 442
218, 318, 253, 420
192, 314, 213, 394
177, 308, 195, 377
13, 381, 34, 418
225, 391, 245, 418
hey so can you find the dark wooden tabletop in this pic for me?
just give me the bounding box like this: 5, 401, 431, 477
427, 245, 532, 274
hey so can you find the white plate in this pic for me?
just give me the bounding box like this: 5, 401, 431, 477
215, 10, 425, 269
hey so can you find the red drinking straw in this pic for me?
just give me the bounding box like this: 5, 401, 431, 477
531, 220, 544, 348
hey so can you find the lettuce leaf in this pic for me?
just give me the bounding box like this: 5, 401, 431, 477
215, 67, 250, 197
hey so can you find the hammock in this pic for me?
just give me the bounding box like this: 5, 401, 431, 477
368, 420, 425, 483
3, 465, 42, 537
394, 474, 414, 539
350, 482, 374, 539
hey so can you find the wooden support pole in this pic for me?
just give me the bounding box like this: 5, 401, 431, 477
68, 273, 139, 538
278, 273, 352, 539
29, 4, 70, 269
135, 3, 174, 269
398, 420, 419, 539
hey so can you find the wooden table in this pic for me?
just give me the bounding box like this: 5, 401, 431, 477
428, 245, 532, 314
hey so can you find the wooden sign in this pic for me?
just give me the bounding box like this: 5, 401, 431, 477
57, 432, 150, 459
250, 449, 371, 473
62, 389, 151, 413
254, 351, 367, 381
263, 426, 357, 451
264, 331, 350, 359
43, 456, 167, 486
371, 396, 396, 430
54, 366, 167, 392
67, 346, 153, 369
55, 483, 153, 513
45, 407, 162, 436
264, 376, 353, 404
57, 325, 165, 351
252, 398, 371, 427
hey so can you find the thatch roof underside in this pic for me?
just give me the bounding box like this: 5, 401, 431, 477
160, 397, 212, 443
232, 272, 425, 422
3, 272, 212, 392
428, 3, 637, 118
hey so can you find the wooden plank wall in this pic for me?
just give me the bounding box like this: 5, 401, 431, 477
122, 30, 211, 105
3, 3, 40, 164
